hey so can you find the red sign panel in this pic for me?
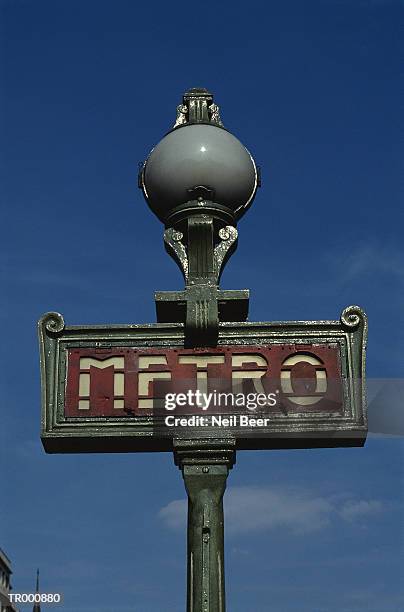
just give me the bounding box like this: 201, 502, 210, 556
65, 344, 343, 418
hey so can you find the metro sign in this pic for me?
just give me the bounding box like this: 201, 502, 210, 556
64, 345, 342, 417
39, 306, 367, 453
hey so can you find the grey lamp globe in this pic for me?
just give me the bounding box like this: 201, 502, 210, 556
141, 124, 258, 223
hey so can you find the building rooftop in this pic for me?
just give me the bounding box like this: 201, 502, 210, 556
0, 547, 12, 571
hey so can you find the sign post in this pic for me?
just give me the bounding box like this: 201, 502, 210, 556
39, 88, 367, 612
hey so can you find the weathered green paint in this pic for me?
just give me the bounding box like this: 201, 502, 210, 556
174, 439, 236, 612
172, 88, 223, 129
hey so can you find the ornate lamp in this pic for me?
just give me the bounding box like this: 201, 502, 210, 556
139, 87, 260, 346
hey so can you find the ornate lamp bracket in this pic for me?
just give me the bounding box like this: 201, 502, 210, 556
157, 205, 246, 347
163, 221, 238, 285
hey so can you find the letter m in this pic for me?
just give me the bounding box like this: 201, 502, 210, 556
65, 351, 126, 416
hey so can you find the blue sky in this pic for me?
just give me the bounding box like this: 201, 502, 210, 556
1, 0, 403, 610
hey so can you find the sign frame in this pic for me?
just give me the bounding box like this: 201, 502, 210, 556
38, 305, 367, 453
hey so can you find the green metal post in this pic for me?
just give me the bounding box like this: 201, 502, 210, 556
174, 439, 236, 612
